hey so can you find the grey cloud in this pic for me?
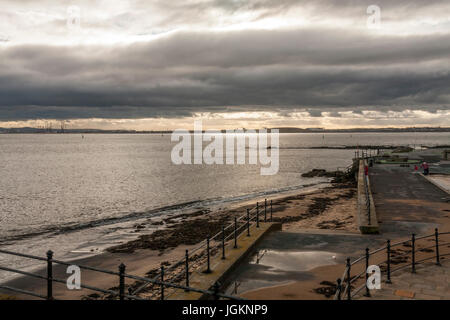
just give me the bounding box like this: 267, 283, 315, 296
1, 28, 449, 120
307, 110, 322, 117
0, 1, 449, 121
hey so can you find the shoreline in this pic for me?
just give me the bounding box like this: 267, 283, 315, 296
0, 180, 330, 282
0, 177, 358, 299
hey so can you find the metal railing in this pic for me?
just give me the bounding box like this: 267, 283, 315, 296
355, 149, 377, 160
363, 173, 371, 225
0, 247, 242, 300
334, 229, 450, 300
0, 199, 275, 300
131, 199, 274, 298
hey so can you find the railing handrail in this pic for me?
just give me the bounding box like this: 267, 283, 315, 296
362, 162, 371, 225
0, 249, 244, 300
0, 199, 274, 300
131, 200, 269, 295
334, 228, 449, 300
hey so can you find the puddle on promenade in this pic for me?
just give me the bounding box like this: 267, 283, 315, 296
250, 250, 338, 272
224, 249, 339, 295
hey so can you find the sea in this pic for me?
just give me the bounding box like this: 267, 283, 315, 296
0, 132, 448, 282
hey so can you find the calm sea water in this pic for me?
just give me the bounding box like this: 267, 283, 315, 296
0, 132, 448, 281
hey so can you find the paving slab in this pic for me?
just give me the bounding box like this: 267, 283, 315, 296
354, 259, 450, 300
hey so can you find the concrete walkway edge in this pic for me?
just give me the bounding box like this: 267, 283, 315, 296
418, 173, 450, 196
357, 159, 379, 234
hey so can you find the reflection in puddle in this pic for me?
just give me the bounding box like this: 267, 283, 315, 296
225, 249, 339, 295
251, 250, 338, 273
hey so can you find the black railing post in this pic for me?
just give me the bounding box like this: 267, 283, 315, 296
264, 199, 267, 222
435, 228, 441, 266
270, 200, 273, 222
46, 250, 53, 300
119, 263, 126, 300
364, 248, 371, 297
247, 209, 250, 236
346, 258, 351, 300
222, 225, 225, 260
234, 217, 237, 249
336, 278, 342, 300
185, 249, 190, 290
411, 234, 416, 273
386, 240, 392, 284
160, 265, 165, 300
206, 237, 211, 273
212, 282, 220, 300
256, 202, 259, 228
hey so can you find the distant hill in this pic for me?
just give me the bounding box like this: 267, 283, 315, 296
0, 126, 449, 134
273, 127, 450, 133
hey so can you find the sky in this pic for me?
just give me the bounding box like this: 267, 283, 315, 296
0, 0, 449, 130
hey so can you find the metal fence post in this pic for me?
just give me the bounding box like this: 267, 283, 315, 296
386, 240, 392, 283
234, 217, 237, 249
364, 248, 371, 297
185, 249, 190, 290
222, 225, 225, 260
256, 202, 259, 228
247, 209, 250, 236
346, 258, 351, 300
160, 265, 165, 300
336, 278, 342, 300
411, 234, 416, 273
206, 237, 211, 273
435, 228, 441, 266
212, 282, 220, 300
270, 200, 273, 222
46, 250, 53, 300
119, 263, 126, 300
264, 199, 267, 222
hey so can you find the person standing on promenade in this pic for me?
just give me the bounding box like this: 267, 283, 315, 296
421, 162, 429, 175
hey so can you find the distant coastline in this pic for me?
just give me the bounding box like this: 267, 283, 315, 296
1, 126, 449, 134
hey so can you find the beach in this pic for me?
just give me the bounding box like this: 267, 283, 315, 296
1, 174, 358, 300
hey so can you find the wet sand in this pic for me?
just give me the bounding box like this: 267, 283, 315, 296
271, 184, 358, 233
241, 264, 344, 300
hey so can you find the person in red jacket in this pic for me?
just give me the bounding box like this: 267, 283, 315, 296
420, 162, 429, 175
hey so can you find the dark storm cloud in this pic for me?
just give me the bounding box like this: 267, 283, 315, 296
0, 0, 449, 120
1, 28, 449, 120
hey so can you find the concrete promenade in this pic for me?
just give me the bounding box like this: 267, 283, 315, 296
221, 162, 449, 300
352, 163, 450, 300
355, 259, 450, 300
369, 164, 449, 230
